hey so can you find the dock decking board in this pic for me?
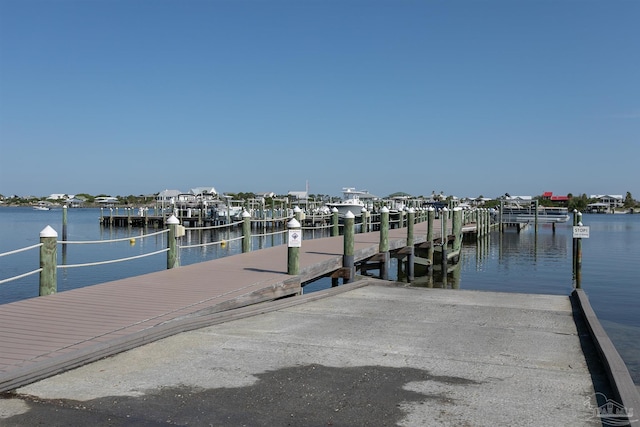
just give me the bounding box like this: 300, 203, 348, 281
0, 222, 446, 391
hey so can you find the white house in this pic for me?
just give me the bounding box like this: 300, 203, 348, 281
156, 189, 182, 204
95, 196, 119, 204
190, 187, 217, 197
288, 191, 308, 201
589, 195, 623, 208
255, 191, 276, 199
47, 193, 72, 200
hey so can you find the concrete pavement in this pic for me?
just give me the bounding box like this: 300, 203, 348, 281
0, 282, 614, 426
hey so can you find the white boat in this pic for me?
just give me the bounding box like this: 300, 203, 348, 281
215, 205, 243, 221
326, 188, 367, 217
33, 205, 51, 211
501, 204, 570, 224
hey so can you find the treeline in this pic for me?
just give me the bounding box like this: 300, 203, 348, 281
0, 191, 637, 210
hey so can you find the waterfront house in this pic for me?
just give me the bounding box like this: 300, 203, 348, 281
288, 190, 308, 202
156, 189, 182, 204
47, 193, 70, 201
95, 196, 119, 206
255, 192, 276, 199
66, 197, 85, 208
190, 187, 217, 197
589, 195, 624, 209
542, 192, 569, 205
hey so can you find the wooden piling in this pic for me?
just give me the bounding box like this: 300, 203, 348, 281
62, 205, 68, 241
167, 215, 180, 269
331, 208, 339, 237
485, 208, 490, 236
343, 211, 355, 284
287, 218, 301, 275
379, 206, 390, 280
242, 210, 251, 253
452, 207, 462, 253
575, 212, 583, 288
440, 207, 449, 276
406, 208, 415, 282
427, 207, 435, 269
361, 208, 368, 233
39, 226, 57, 296
571, 209, 578, 275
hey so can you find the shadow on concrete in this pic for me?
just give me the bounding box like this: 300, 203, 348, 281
2, 365, 479, 426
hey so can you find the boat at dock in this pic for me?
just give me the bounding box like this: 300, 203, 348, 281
326, 188, 368, 217
501, 204, 570, 224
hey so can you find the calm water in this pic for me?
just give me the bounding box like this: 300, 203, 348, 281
1, 207, 638, 384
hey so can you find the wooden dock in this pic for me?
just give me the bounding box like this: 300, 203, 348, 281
0, 220, 448, 392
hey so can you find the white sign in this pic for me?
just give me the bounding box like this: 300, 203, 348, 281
573, 226, 590, 238
288, 229, 302, 247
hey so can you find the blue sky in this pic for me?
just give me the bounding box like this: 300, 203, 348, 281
1, 0, 638, 200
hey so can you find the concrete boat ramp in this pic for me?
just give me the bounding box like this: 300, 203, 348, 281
2, 281, 637, 426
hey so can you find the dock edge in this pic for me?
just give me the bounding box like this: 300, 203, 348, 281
571, 288, 640, 427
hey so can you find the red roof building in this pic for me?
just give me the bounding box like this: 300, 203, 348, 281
542, 192, 569, 202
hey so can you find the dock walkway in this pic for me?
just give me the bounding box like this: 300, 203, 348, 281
0, 222, 438, 392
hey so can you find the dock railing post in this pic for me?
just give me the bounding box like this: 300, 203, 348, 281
407, 208, 415, 282
440, 207, 449, 279
287, 218, 301, 275
379, 206, 390, 280
485, 208, 490, 236
361, 207, 368, 233
62, 205, 68, 241
427, 207, 435, 270
452, 207, 462, 253
39, 225, 58, 296
574, 212, 583, 288
343, 211, 355, 284
167, 215, 180, 269
571, 209, 578, 275
242, 210, 251, 253
331, 207, 339, 237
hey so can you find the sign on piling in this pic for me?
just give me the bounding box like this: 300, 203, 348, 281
572, 226, 590, 239
287, 218, 301, 275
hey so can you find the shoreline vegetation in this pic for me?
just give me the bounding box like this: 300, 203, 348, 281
0, 191, 638, 213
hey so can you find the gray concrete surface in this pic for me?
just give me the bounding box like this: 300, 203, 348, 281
0, 284, 613, 426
